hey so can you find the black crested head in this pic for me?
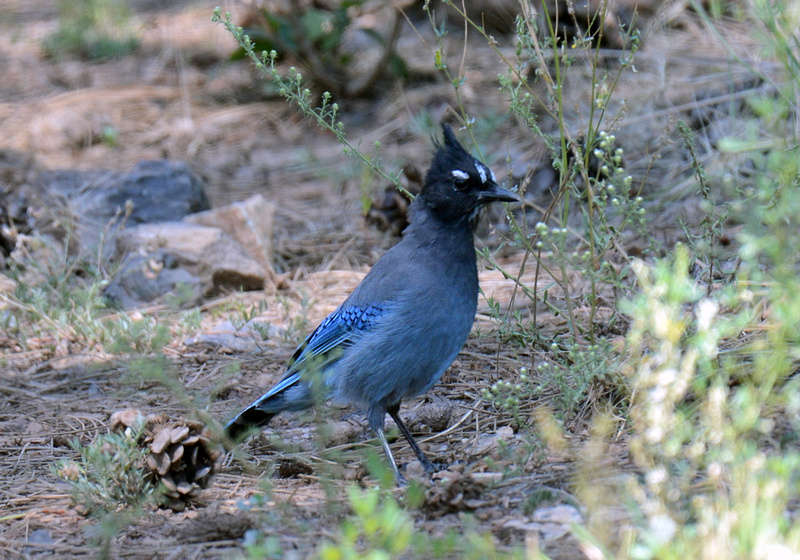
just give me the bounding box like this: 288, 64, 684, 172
417, 124, 518, 226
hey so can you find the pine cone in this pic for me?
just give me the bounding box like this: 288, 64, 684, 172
109, 409, 221, 511
365, 165, 423, 236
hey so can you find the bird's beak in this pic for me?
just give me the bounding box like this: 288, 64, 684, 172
477, 183, 520, 204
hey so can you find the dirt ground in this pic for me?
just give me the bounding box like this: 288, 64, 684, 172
0, 1, 764, 558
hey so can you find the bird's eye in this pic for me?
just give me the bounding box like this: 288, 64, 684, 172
451, 169, 470, 191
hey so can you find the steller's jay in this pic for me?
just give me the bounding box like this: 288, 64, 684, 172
225, 124, 519, 480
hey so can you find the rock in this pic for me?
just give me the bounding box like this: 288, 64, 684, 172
42, 160, 210, 230
103, 251, 205, 309
185, 194, 276, 279
115, 222, 223, 256
184, 319, 280, 352
203, 235, 266, 292
499, 504, 584, 543
104, 160, 210, 225
465, 425, 515, 456
1, 155, 210, 259
2, 151, 274, 308
109, 222, 267, 308
531, 503, 582, 526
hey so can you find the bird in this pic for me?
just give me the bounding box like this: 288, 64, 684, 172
224, 124, 519, 481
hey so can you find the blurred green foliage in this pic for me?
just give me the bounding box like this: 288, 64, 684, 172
43, 0, 139, 61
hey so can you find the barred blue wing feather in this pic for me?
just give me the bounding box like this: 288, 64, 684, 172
286, 304, 386, 377
225, 304, 387, 440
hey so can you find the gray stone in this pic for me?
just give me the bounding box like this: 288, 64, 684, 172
19, 159, 210, 257
115, 222, 223, 257
185, 194, 276, 279
106, 160, 210, 225
108, 222, 267, 308
104, 251, 205, 309
184, 319, 281, 353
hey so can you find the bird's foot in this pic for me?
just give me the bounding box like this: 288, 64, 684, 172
419, 457, 446, 474
405, 457, 446, 479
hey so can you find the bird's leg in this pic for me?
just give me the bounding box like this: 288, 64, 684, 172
374, 426, 402, 483
369, 407, 405, 483
388, 405, 439, 474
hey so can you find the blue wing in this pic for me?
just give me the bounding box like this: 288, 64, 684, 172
250, 304, 386, 407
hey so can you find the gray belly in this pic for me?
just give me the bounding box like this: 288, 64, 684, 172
328, 303, 475, 407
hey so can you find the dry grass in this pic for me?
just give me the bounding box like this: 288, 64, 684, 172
0, 0, 775, 557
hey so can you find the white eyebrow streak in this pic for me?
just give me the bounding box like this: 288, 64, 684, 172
476, 165, 487, 184
452, 169, 469, 180
490, 168, 497, 183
